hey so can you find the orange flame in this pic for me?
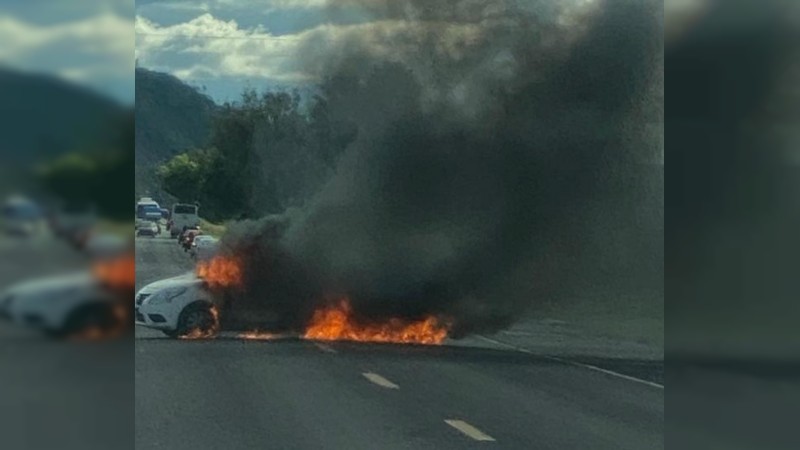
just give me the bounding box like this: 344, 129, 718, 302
92, 254, 135, 290
196, 256, 243, 289
178, 305, 220, 340
303, 299, 449, 345
238, 331, 280, 340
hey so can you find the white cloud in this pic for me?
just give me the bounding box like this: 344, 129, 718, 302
135, 13, 484, 83
0, 12, 133, 79
134, 0, 603, 108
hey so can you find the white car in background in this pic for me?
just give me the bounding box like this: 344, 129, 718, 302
136, 219, 159, 237
0, 271, 124, 336
2, 195, 47, 237
190, 235, 219, 260
85, 232, 129, 258
135, 273, 218, 338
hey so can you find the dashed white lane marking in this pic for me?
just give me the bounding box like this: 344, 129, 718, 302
314, 342, 337, 353
362, 372, 399, 389
445, 420, 496, 442
476, 335, 664, 390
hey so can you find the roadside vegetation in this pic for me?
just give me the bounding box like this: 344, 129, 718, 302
37, 112, 134, 221
154, 67, 416, 222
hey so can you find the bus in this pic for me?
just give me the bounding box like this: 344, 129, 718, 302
169, 203, 200, 237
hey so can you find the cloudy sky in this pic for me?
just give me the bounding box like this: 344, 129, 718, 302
0, 0, 134, 103
135, 0, 602, 104
135, 0, 383, 103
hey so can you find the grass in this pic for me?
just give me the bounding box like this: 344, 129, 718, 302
95, 220, 133, 237
200, 218, 227, 237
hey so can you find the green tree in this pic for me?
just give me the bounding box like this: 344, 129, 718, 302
157, 148, 218, 204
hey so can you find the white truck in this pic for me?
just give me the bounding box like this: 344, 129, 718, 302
169, 203, 200, 238
136, 197, 162, 221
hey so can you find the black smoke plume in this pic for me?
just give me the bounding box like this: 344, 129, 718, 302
216, 0, 663, 337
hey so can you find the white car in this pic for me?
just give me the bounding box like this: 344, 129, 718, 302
2, 195, 47, 237
134, 273, 218, 338
85, 232, 129, 258
189, 235, 219, 260
136, 220, 159, 237
0, 271, 124, 337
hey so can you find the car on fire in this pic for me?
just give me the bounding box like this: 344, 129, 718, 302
134, 272, 218, 338
0, 271, 128, 337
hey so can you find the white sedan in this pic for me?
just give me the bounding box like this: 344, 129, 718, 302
189, 235, 219, 260
134, 273, 218, 338
0, 271, 124, 337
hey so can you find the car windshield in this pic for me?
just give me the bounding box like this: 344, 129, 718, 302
137, 204, 160, 215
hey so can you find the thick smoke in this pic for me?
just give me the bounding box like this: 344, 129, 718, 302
218, 0, 662, 336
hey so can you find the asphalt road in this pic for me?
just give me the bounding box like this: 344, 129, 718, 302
0, 231, 133, 450
135, 233, 663, 450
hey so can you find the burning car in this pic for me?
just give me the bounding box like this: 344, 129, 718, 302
134, 273, 219, 338
137, 253, 451, 343
0, 270, 129, 338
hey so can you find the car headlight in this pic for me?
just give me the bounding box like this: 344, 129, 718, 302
147, 287, 188, 305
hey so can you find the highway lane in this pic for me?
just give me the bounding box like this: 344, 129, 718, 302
135, 233, 663, 449
0, 232, 133, 450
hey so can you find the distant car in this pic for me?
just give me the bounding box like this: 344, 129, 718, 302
85, 232, 129, 258
190, 235, 219, 260
137, 220, 159, 237
2, 196, 46, 237
135, 273, 217, 338
0, 271, 126, 337
136, 198, 162, 221
52, 206, 97, 248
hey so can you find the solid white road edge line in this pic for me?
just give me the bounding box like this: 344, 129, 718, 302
362, 372, 399, 389
476, 335, 664, 390
314, 342, 337, 353
445, 419, 496, 442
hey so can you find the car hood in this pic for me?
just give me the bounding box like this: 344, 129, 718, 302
2, 271, 104, 315
3, 272, 95, 297
139, 272, 202, 295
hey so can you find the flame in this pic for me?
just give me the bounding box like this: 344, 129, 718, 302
67, 304, 130, 341
303, 299, 449, 345
196, 256, 243, 289
238, 331, 280, 340
92, 254, 135, 290
178, 305, 220, 340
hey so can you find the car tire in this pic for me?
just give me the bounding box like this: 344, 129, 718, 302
175, 303, 217, 338
53, 303, 118, 339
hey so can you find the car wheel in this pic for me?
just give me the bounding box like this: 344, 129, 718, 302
176, 303, 217, 338
56, 303, 119, 339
